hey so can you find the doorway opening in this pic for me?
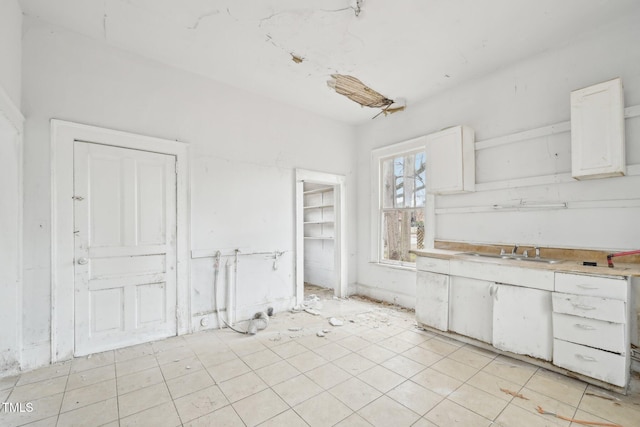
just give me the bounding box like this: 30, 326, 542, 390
295, 170, 347, 306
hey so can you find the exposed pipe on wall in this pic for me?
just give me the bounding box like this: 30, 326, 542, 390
225, 260, 233, 326
213, 251, 223, 329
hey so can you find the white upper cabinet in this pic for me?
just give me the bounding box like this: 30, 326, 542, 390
426, 125, 475, 194
570, 78, 625, 180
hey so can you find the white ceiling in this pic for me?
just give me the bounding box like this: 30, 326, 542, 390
18, 0, 640, 124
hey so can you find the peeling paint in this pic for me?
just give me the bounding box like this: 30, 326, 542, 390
327, 74, 393, 109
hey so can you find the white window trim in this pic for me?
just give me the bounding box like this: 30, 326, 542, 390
370, 136, 435, 266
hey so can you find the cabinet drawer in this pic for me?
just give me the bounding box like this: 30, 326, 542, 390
553, 339, 628, 387
555, 273, 627, 300
552, 293, 625, 323
553, 313, 625, 354
416, 257, 450, 274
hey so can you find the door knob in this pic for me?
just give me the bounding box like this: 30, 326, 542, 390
77, 257, 89, 265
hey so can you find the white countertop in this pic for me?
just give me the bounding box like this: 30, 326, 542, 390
412, 249, 640, 277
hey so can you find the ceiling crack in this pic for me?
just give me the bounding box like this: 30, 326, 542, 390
188, 10, 221, 30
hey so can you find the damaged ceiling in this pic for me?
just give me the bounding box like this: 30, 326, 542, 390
18, 0, 640, 124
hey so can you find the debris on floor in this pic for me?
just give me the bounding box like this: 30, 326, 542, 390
304, 308, 321, 316
499, 387, 528, 400
329, 317, 343, 326
316, 331, 326, 337
536, 405, 622, 427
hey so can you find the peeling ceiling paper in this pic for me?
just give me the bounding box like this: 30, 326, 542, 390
327, 74, 393, 108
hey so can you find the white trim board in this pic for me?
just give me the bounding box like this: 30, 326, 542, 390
435, 198, 640, 215
475, 104, 640, 151
50, 120, 190, 362
0, 85, 24, 373
475, 163, 640, 192
295, 169, 347, 304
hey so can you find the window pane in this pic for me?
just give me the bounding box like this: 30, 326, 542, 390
394, 156, 404, 208
382, 208, 425, 262
381, 157, 395, 209
414, 152, 426, 207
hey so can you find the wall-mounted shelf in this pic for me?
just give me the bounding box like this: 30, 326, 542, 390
304, 236, 335, 240
304, 220, 334, 225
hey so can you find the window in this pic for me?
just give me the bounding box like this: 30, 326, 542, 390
379, 149, 426, 264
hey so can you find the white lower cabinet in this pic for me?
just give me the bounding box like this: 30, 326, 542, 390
492, 285, 553, 361
416, 256, 633, 389
448, 276, 493, 343
416, 271, 449, 331
552, 272, 630, 388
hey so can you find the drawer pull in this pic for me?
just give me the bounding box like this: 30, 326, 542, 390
574, 323, 596, 330
576, 354, 597, 362
572, 303, 596, 311
577, 284, 598, 290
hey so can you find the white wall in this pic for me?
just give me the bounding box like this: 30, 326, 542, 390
0, 0, 22, 109
21, 16, 356, 367
355, 13, 640, 306
0, 0, 22, 374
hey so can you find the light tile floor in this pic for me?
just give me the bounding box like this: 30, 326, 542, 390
1, 289, 639, 427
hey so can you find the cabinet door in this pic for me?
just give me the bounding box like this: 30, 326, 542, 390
426, 126, 475, 194
449, 276, 493, 343
416, 272, 449, 331
493, 285, 552, 361
571, 78, 625, 180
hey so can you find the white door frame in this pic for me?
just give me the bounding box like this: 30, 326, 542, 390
51, 120, 190, 362
0, 86, 24, 372
295, 169, 347, 304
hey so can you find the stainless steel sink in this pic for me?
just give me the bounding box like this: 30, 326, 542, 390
461, 252, 562, 264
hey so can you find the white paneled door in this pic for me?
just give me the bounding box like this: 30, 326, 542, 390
73, 141, 177, 356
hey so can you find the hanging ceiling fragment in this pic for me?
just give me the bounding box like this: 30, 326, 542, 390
327, 74, 405, 119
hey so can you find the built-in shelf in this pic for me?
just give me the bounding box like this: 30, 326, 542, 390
304, 204, 334, 210
303, 187, 334, 195
303, 184, 334, 243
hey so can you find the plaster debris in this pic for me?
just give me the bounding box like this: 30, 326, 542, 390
290, 53, 304, 64
329, 317, 343, 326
316, 331, 325, 337
288, 327, 302, 331
304, 308, 321, 316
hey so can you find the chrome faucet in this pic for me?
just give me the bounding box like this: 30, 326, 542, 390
511, 244, 519, 255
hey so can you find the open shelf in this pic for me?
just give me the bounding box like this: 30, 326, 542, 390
304, 204, 334, 210
303, 187, 334, 195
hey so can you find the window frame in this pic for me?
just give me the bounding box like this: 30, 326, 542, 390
370, 136, 435, 267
